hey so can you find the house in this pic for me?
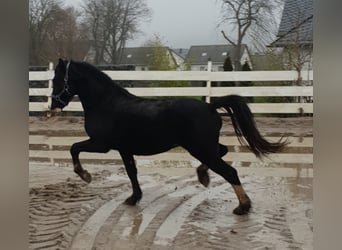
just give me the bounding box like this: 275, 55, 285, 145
172, 48, 189, 58
118, 47, 185, 71
269, 0, 313, 71
250, 51, 284, 70
171, 48, 189, 69
185, 44, 252, 71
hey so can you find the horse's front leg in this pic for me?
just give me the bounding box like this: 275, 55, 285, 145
119, 151, 142, 205
70, 139, 110, 183
197, 164, 210, 187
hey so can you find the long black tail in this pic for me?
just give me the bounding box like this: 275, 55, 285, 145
211, 95, 288, 158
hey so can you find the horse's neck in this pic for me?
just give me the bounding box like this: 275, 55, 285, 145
77, 77, 126, 111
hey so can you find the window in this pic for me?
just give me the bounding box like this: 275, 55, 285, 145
222, 52, 227, 56
127, 54, 132, 58
201, 52, 207, 56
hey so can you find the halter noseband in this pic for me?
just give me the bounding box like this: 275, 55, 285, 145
52, 61, 71, 106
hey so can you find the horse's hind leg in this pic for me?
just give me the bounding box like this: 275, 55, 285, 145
196, 144, 228, 187
207, 158, 251, 215
70, 139, 110, 183
192, 147, 251, 215
119, 151, 142, 205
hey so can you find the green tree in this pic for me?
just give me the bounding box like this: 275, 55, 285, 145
241, 61, 252, 86
148, 38, 175, 71
241, 61, 254, 102
221, 55, 234, 87
148, 35, 191, 88
223, 54, 233, 72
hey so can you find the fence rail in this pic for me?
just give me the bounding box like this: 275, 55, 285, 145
29, 63, 313, 114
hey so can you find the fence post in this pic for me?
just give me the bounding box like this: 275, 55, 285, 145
47, 62, 55, 163
47, 62, 54, 116
206, 60, 212, 103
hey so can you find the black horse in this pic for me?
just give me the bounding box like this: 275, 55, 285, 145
50, 59, 287, 215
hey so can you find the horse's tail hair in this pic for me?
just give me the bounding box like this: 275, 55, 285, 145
211, 95, 289, 158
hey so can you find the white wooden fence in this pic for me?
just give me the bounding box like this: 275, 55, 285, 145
29, 135, 313, 166
29, 63, 313, 166
29, 62, 313, 114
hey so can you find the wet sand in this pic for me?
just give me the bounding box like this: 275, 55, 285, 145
29, 116, 313, 250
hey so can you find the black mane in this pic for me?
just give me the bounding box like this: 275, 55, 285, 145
76, 61, 134, 98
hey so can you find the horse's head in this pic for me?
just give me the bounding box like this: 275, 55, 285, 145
50, 59, 77, 112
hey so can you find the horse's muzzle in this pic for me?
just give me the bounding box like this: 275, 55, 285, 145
51, 108, 62, 113
47, 107, 62, 117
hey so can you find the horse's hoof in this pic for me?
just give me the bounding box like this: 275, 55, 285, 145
124, 195, 142, 206
124, 197, 137, 206
197, 166, 210, 187
233, 202, 251, 215
80, 170, 92, 183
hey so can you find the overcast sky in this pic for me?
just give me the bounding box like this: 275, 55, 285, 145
65, 0, 282, 49
126, 0, 227, 48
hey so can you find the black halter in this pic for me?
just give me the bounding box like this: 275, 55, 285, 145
52, 61, 71, 106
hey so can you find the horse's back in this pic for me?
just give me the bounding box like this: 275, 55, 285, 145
167, 98, 222, 140
123, 97, 220, 136
169, 98, 221, 126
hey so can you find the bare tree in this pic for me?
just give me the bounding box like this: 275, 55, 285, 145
282, 12, 313, 104
82, 0, 151, 64
282, 14, 313, 84
44, 6, 90, 62
30, 0, 90, 65
29, 0, 63, 65
269, 4, 313, 85
219, 0, 284, 71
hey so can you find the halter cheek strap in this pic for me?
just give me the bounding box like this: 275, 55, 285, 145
64, 61, 71, 83
52, 61, 71, 106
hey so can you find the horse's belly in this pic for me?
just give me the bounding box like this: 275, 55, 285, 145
115, 135, 178, 155
133, 145, 177, 156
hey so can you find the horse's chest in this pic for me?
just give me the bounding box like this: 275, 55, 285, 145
83, 118, 142, 142
84, 118, 113, 139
